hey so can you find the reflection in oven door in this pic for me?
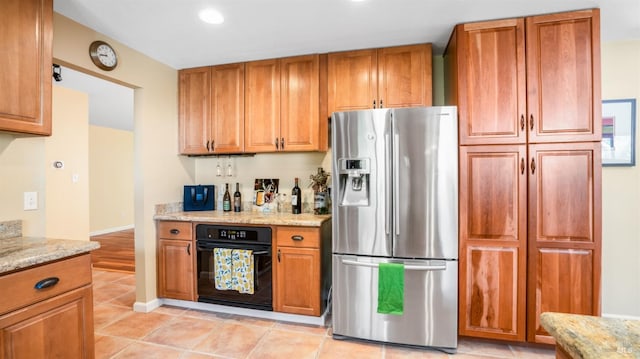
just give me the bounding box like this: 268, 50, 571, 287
196, 241, 273, 311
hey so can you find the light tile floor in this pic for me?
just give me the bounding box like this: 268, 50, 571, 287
92, 269, 556, 358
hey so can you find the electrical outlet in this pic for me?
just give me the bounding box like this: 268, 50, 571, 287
24, 192, 38, 210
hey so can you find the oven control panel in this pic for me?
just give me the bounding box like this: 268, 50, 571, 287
196, 224, 272, 244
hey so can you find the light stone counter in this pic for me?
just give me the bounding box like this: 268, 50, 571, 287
541, 312, 640, 358
154, 210, 331, 227
0, 237, 100, 274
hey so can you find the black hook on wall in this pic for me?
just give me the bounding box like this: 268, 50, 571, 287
52, 64, 62, 82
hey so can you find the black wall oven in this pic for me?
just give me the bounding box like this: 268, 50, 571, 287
196, 224, 273, 311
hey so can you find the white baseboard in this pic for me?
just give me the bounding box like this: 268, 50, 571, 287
133, 299, 161, 313
152, 298, 329, 326
90, 225, 134, 236
602, 313, 640, 321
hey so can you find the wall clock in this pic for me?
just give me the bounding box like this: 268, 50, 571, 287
89, 40, 118, 71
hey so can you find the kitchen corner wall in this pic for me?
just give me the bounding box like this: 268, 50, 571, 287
601, 40, 640, 319
53, 13, 192, 306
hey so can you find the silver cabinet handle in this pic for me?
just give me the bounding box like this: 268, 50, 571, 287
341, 258, 446, 271
384, 133, 391, 236
291, 235, 304, 241
393, 133, 400, 236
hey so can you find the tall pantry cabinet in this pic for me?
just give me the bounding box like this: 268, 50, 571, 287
445, 9, 601, 344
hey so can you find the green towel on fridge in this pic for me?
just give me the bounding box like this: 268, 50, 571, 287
377, 262, 404, 315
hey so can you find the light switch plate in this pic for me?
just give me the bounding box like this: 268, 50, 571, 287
24, 192, 38, 210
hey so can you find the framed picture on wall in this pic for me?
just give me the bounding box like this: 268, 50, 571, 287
602, 98, 636, 166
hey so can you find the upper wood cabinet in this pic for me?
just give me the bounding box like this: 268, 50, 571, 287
0, 0, 52, 135
179, 63, 244, 155
445, 9, 600, 145
245, 54, 327, 153
445, 19, 526, 145
327, 44, 432, 115
526, 10, 601, 143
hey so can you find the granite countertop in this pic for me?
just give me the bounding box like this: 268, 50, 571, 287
0, 237, 100, 275
541, 312, 640, 358
154, 210, 331, 227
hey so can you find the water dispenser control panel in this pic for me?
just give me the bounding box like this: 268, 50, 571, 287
338, 158, 370, 206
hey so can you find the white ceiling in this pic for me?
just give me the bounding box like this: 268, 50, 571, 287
54, 0, 640, 70
54, 66, 134, 131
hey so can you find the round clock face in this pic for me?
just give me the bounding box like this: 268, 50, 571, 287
89, 41, 118, 71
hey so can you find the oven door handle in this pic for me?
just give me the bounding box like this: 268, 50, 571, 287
196, 242, 271, 253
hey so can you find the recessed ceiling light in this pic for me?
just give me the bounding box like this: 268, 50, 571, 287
199, 8, 224, 25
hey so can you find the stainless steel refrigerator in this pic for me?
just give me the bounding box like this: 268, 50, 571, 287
331, 106, 458, 352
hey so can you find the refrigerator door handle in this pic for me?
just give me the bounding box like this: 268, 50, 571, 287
384, 133, 391, 236
340, 258, 447, 271
393, 133, 400, 236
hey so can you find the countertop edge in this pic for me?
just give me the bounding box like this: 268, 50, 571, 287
540, 312, 640, 358
153, 211, 331, 227
0, 238, 100, 275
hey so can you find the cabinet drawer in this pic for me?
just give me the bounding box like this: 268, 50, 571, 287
276, 226, 320, 248
0, 254, 92, 315
158, 221, 192, 240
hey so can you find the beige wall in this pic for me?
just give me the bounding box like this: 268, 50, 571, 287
89, 125, 134, 233
45, 86, 90, 240
194, 152, 330, 209
0, 135, 46, 236
600, 40, 640, 318
53, 13, 194, 304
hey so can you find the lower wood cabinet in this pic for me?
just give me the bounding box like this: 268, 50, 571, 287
155, 219, 331, 317
459, 143, 601, 343
156, 221, 196, 301
274, 222, 331, 317
0, 254, 95, 358
0, 286, 94, 358
275, 226, 321, 316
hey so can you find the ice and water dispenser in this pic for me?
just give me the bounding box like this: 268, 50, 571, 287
337, 158, 370, 206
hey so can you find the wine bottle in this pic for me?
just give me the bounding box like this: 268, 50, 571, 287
291, 177, 302, 214
223, 183, 231, 212
233, 182, 241, 212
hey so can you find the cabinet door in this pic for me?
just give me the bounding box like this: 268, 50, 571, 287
245, 59, 280, 152
455, 20, 526, 145
526, 9, 601, 143
211, 63, 245, 153
459, 145, 527, 341
157, 239, 195, 301
0, 286, 94, 358
275, 246, 320, 316
179, 67, 211, 154
327, 49, 377, 115
0, 0, 52, 135
280, 55, 320, 152
527, 142, 602, 343
377, 44, 433, 109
